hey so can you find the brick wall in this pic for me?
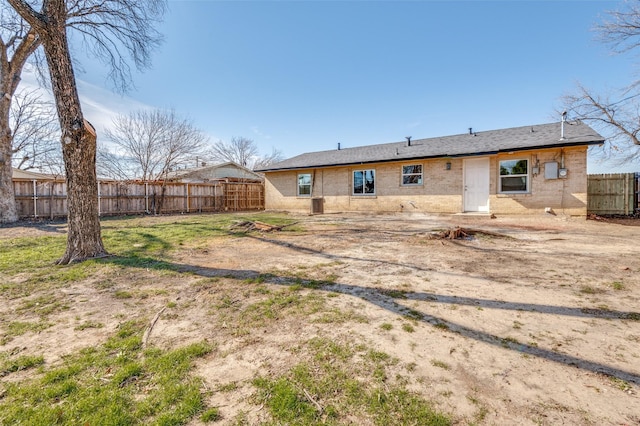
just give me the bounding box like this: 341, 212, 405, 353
491, 147, 588, 215
264, 146, 588, 215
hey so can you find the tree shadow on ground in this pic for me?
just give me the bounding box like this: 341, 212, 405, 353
100, 251, 640, 386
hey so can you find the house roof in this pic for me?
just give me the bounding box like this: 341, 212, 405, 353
12, 168, 64, 180
257, 121, 605, 172
165, 161, 263, 180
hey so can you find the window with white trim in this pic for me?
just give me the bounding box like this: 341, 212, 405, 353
401, 164, 423, 186
298, 173, 311, 196
499, 159, 529, 193
353, 169, 375, 195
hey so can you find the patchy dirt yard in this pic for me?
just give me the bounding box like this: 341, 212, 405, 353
1, 212, 639, 425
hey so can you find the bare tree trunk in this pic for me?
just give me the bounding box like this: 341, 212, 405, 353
46, 32, 106, 264
9, 0, 107, 263
0, 25, 39, 224
58, 119, 106, 263
0, 119, 18, 223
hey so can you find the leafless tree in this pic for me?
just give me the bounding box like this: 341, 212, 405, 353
0, 6, 41, 223
96, 149, 138, 181
208, 136, 284, 170
252, 147, 285, 170
100, 109, 208, 181
7, 0, 165, 263
563, 84, 640, 164
99, 109, 208, 213
563, 0, 640, 164
11, 88, 63, 174
596, 0, 640, 55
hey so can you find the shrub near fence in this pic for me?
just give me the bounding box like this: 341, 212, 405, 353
13, 179, 264, 219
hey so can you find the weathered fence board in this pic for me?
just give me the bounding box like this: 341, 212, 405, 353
587, 173, 638, 215
13, 179, 264, 218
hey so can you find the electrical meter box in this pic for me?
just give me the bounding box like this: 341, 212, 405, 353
544, 162, 558, 179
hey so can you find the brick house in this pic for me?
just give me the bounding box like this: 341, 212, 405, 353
257, 121, 605, 216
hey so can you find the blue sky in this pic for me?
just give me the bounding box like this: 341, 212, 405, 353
26, 0, 640, 173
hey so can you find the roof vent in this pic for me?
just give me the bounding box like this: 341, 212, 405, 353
405, 136, 412, 146
338, 142, 341, 150
560, 111, 567, 140
469, 127, 472, 135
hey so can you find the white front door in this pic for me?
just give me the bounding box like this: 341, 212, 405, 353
464, 157, 490, 212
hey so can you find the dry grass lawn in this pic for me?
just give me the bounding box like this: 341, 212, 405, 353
0, 212, 638, 425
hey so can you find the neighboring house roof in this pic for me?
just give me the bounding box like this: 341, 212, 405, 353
257, 121, 605, 172
12, 168, 64, 180
165, 161, 263, 182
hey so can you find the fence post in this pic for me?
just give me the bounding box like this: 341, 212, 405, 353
637, 173, 640, 213
98, 181, 102, 216
32, 179, 37, 218
186, 183, 189, 213
624, 176, 629, 215
50, 182, 54, 220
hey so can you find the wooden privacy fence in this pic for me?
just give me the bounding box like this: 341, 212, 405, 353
587, 173, 639, 215
13, 179, 264, 219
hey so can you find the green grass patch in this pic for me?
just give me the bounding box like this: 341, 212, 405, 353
18, 295, 69, 317
609, 376, 632, 392
1, 320, 52, 345
74, 321, 105, 331
0, 321, 214, 425
200, 407, 221, 422
380, 289, 407, 299
402, 323, 415, 333
218, 382, 239, 392
0, 236, 65, 275
114, 290, 133, 299
610, 281, 625, 291
430, 359, 451, 370
404, 309, 424, 320
0, 354, 45, 377
312, 307, 369, 324
243, 288, 325, 324
579, 285, 606, 295
253, 338, 450, 425
433, 322, 450, 331
624, 312, 640, 321
0, 213, 295, 301
500, 336, 520, 348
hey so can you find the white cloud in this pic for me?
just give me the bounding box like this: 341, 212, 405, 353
19, 67, 152, 138
77, 80, 152, 136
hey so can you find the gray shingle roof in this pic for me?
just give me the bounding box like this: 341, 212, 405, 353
257, 121, 604, 172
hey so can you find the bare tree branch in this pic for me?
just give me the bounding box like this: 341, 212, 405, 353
252, 147, 284, 170
596, 0, 640, 55
65, 0, 165, 92
207, 136, 283, 170
562, 1, 640, 165
563, 84, 640, 164
100, 108, 208, 181
10, 88, 62, 173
